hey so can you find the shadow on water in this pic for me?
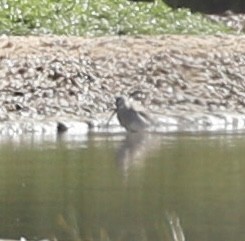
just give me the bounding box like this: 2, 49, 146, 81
0, 131, 245, 241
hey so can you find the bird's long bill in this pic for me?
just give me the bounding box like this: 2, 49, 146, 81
106, 109, 117, 126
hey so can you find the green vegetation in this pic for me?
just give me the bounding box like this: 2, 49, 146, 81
0, 0, 232, 35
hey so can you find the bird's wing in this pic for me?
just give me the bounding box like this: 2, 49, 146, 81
129, 102, 154, 125
137, 110, 154, 124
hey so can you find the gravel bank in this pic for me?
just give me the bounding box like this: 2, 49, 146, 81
0, 35, 245, 134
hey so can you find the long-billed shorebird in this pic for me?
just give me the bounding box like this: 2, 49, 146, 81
113, 96, 155, 132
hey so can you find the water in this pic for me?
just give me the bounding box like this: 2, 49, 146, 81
0, 132, 245, 241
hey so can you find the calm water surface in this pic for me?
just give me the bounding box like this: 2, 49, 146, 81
0, 132, 245, 241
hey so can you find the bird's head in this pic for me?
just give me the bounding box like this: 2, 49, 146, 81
115, 96, 127, 110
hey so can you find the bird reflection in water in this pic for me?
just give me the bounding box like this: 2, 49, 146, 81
116, 132, 160, 178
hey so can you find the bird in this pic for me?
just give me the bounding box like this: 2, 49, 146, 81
115, 96, 155, 132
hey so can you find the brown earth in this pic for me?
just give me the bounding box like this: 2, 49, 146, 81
1, 35, 245, 57
0, 35, 245, 125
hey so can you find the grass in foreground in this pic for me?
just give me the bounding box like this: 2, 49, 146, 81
0, 0, 232, 35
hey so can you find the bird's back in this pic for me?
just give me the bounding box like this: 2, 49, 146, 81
117, 106, 153, 132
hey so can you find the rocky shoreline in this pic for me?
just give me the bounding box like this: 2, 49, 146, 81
0, 35, 245, 136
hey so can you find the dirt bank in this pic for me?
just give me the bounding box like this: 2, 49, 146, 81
0, 35, 245, 133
